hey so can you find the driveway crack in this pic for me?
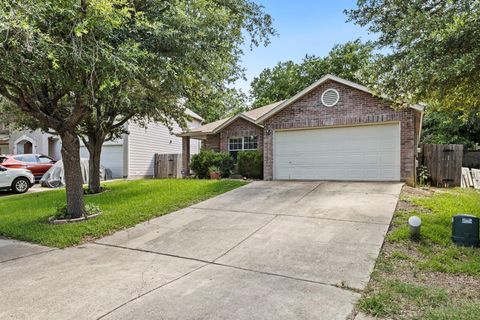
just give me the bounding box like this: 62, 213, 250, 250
294, 182, 323, 203
95, 263, 208, 320
0, 248, 57, 264
212, 214, 278, 263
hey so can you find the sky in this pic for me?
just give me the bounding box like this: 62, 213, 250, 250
236, 0, 376, 93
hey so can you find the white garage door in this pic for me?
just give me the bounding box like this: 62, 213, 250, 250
80, 144, 124, 179
274, 123, 401, 181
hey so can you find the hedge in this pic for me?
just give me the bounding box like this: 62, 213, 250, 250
190, 150, 234, 179
237, 150, 263, 179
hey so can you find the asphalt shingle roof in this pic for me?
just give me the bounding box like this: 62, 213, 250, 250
185, 100, 284, 135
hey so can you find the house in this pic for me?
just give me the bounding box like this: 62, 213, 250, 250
0, 124, 10, 155
180, 75, 424, 185
79, 109, 203, 179
7, 129, 62, 160
4, 109, 203, 179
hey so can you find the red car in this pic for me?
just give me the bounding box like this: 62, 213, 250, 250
0, 154, 56, 181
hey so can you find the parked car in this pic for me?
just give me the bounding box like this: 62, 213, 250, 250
0, 154, 56, 181
0, 165, 35, 193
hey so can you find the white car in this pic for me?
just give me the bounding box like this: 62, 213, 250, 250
0, 165, 35, 193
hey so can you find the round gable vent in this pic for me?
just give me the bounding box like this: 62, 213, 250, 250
321, 89, 339, 107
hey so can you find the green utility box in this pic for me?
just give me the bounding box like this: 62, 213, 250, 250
452, 214, 479, 247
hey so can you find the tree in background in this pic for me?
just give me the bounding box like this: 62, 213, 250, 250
0, 0, 274, 216
346, 0, 480, 110
78, 83, 181, 194
422, 104, 480, 150
250, 39, 373, 107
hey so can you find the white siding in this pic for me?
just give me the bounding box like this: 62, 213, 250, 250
127, 118, 201, 177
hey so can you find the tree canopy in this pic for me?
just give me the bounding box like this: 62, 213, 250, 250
346, 0, 480, 110
0, 0, 274, 216
250, 39, 373, 107
422, 104, 480, 150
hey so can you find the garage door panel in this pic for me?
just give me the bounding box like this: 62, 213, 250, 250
274, 124, 400, 181
80, 145, 124, 179
365, 155, 380, 165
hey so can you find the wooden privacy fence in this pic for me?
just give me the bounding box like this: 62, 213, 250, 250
420, 144, 463, 187
154, 153, 182, 179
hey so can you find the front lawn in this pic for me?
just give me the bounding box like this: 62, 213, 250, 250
358, 187, 480, 319
0, 179, 246, 248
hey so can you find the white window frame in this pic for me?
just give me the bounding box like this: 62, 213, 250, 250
228, 136, 258, 152
243, 136, 258, 150
228, 137, 244, 152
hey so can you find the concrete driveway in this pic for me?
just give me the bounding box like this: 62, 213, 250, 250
0, 181, 402, 320
0, 183, 52, 197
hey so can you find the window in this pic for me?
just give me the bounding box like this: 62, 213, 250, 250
38, 156, 53, 163
0, 146, 8, 155
243, 136, 258, 150
15, 155, 37, 163
228, 136, 258, 160
228, 137, 243, 152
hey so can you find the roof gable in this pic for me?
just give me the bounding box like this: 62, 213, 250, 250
179, 100, 284, 136
256, 74, 424, 123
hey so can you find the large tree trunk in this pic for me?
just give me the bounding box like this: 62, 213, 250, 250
86, 137, 104, 194
60, 131, 85, 218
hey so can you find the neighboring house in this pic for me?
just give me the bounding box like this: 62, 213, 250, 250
4, 109, 202, 179
0, 123, 10, 155
8, 129, 62, 160
180, 75, 424, 185
80, 109, 203, 179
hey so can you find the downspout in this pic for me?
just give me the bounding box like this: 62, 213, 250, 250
123, 123, 129, 179
415, 108, 425, 187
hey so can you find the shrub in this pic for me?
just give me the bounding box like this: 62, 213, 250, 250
417, 165, 430, 187
53, 203, 102, 220
190, 150, 234, 179
208, 165, 220, 174
237, 150, 263, 179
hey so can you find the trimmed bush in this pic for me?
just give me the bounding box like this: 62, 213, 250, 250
190, 150, 234, 179
237, 150, 263, 179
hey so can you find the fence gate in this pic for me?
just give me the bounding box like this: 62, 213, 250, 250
421, 144, 463, 187
154, 153, 182, 179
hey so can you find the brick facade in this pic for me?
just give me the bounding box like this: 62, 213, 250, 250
204, 134, 220, 151
262, 80, 419, 185
203, 118, 264, 153
219, 118, 264, 153
197, 79, 420, 184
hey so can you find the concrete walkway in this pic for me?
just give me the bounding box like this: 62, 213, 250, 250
0, 181, 402, 320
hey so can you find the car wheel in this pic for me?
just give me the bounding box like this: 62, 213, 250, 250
12, 177, 30, 194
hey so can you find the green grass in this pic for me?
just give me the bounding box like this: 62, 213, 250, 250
358, 188, 480, 319
359, 280, 448, 317
424, 303, 480, 320
391, 189, 480, 246
0, 179, 247, 248
388, 189, 480, 276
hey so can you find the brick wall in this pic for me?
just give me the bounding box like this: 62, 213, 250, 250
218, 118, 264, 153
263, 80, 418, 184
204, 134, 220, 151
